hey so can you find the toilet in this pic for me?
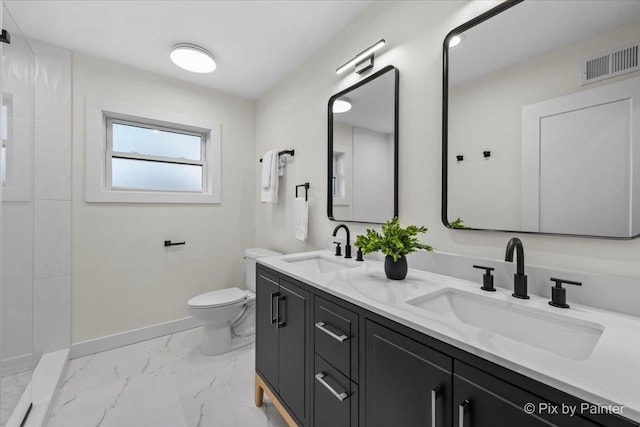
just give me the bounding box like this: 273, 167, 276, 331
188, 248, 282, 356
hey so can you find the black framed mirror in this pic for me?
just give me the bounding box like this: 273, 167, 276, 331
328, 65, 399, 223
443, 0, 640, 238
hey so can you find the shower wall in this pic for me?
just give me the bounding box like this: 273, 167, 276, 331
31, 39, 71, 356
2, 38, 71, 368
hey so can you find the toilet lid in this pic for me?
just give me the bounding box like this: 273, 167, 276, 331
188, 287, 248, 309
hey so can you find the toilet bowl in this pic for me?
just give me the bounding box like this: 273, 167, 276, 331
188, 248, 281, 356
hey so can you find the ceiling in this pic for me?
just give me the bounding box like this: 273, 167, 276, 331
4, 1, 371, 99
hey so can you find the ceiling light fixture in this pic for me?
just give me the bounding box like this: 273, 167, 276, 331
336, 39, 386, 75
332, 97, 352, 113
170, 43, 216, 73
448, 34, 464, 48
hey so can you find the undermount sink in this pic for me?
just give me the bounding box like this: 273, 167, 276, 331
283, 254, 357, 274
406, 288, 604, 361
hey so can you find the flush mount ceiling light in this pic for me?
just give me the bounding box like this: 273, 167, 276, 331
336, 39, 386, 75
332, 97, 352, 113
448, 34, 464, 48
170, 43, 216, 73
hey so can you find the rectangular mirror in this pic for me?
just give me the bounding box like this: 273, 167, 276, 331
328, 65, 398, 223
443, 0, 640, 238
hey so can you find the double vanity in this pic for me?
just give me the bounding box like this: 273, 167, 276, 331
254, 251, 639, 427
254, 1, 640, 425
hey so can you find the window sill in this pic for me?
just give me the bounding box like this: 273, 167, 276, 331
86, 189, 220, 204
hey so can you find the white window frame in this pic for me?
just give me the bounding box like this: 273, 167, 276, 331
85, 98, 221, 204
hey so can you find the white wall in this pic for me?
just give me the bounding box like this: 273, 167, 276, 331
72, 53, 256, 343
255, 0, 640, 281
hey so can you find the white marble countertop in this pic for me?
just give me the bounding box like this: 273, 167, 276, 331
259, 250, 640, 424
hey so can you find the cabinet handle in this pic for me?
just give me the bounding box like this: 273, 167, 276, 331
315, 373, 349, 402
431, 386, 441, 427
276, 296, 286, 328
270, 292, 279, 324
315, 322, 349, 342
458, 400, 470, 427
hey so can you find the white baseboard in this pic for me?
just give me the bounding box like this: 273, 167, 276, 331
1, 353, 36, 376
70, 317, 202, 359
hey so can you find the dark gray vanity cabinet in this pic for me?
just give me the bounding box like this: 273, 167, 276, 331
453, 361, 599, 427
256, 265, 637, 427
255, 268, 311, 426
364, 320, 452, 427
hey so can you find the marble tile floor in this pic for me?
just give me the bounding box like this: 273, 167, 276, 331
1, 370, 32, 427
47, 328, 288, 427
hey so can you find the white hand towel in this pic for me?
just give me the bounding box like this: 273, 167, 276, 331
261, 149, 275, 188
260, 150, 279, 203
294, 197, 309, 241
278, 156, 286, 177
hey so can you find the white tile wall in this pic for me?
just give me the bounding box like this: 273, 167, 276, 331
34, 200, 71, 281
3, 118, 34, 202
1, 36, 35, 121
33, 277, 71, 355
1, 281, 33, 360
32, 41, 71, 124
1, 203, 33, 284
1, 38, 72, 359
34, 120, 71, 201
31, 40, 72, 354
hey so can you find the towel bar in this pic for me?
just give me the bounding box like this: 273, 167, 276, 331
296, 182, 310, 202
259, 149, 295, 163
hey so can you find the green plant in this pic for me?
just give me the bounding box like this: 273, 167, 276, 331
450, 217, 468, 229
355, 217, 433, 262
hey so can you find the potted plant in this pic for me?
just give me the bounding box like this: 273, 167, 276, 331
355, 217, 433, 280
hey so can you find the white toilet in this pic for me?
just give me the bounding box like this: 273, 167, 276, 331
188, 248, 281, 356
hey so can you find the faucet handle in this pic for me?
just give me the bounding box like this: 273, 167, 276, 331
549, 277, 582, 309
473, 265, 496, 292
333, 241, 342, 257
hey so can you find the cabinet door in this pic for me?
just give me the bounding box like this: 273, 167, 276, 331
365, 320, 452, 427
278, 280, 310, 424
454, 361, 600, 427
255, 270, 280, 389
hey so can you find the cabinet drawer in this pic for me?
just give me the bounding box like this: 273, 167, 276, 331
314, 355, 358, 427
314, 296, 359, 381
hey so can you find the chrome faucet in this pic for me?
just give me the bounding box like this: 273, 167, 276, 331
505, 237, 529, 299
332, 224, 352, 259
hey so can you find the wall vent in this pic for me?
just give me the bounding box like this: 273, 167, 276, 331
581, 43, 639, 85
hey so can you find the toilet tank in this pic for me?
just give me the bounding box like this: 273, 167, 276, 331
245, 248, 282, 292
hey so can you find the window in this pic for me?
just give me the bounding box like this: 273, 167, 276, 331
106, 117, 206, 192
85, 98, 221, 204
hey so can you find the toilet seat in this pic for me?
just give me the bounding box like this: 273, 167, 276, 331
188, 287, 248, 309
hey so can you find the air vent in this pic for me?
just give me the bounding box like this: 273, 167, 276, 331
581, 43, 639, 85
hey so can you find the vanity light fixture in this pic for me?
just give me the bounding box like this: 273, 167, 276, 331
336, 39, 386, 75
170, 43, 216, 73
332, 97, 352, 113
